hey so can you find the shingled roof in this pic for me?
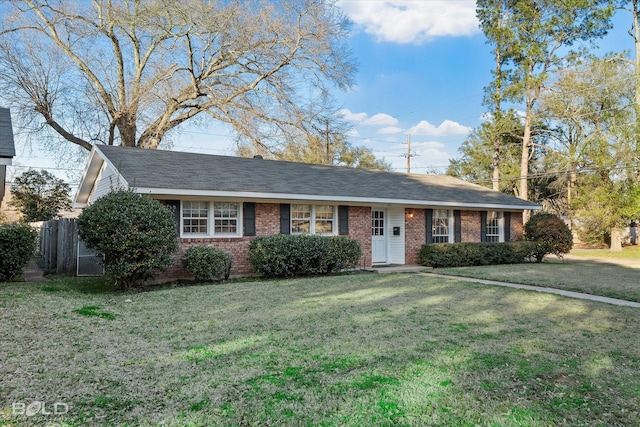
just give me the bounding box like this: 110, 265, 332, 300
77, 145, 540, 210
0, 107, 15, 158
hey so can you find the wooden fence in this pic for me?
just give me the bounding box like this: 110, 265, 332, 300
38, 219, 102, 275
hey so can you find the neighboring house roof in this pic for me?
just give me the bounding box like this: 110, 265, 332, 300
0, 107, 16, 159
75, 145, 541, 210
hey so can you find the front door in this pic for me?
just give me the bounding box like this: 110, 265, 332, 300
371, 209, 387, 264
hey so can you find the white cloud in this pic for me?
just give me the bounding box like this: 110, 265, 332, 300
378, 126, 403, 135
341, 109, 369, 123
341, 109, 399, 127
338, 0, 479, 44
365, 113, 398, 126
408, 119, 471, 136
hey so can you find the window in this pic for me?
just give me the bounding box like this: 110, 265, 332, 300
292, 204, 311, 233
485, 211, 504, 242
432, 209, 452, 243
183, 201, 208, 234
213, 202, 238, 235
182, 201, 240, 237
291, 204, 336, 235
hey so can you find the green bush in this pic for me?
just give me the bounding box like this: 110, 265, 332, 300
76, 190, 178, 289
419, 241, 536, 268
248, 234, 362, 278
524, 212, 573, 262
182, 246, 231, 282
0, 223, 38, 281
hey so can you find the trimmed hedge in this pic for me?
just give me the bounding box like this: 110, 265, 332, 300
248, 234, 362, 278
419, 241, 536, 268
0, 223, 38, 281
182, 246, 231, 282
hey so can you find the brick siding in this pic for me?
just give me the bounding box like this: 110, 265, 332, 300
163, 201, 527, 280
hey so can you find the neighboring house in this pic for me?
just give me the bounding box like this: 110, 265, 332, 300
74, 145, 541, 277
0, 107, 16, 204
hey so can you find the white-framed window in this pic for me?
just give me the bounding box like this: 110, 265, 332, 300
485, 211, 504, 242
182, 201, 209, 234
213, 202, 239, 235
181, 201, 241, 237
291, 204, 336, 235
432, 209, 453, 243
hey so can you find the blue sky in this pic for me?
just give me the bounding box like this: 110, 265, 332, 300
7, 0, 636, 185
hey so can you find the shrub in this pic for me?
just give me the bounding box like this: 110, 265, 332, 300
182, 246, 231, 282
418, 241, 536, 268
0, 223, 38, 281
524, 212, 573, 263
249, 234, 362, 278
76, 190, 178, 289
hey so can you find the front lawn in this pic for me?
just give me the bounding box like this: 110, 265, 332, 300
433, 259, 640, 303
2, 273, 640, 426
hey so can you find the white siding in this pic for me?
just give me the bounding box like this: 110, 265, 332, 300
89, 163, 127, 203
388, 207, 405, 265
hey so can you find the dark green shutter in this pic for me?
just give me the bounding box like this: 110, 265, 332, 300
280, 204, 290, 234
480, 211, 487, 242
504, 212, 511, 242
165, 200, 181, 236
243, 202, 256, 236
454, 210, 461, 243
338, 205, 349, 235
425, 209, 433, 244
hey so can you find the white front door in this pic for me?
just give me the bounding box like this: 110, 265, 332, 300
371, 209, 387, 264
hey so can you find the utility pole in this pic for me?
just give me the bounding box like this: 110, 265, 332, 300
325, 118, 331, 165
403, 133, 418, 173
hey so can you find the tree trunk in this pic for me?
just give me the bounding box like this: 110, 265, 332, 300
610, 227, 623, 252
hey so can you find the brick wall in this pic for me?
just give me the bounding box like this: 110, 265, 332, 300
461, 210, 482, 242
163, 202, 527, 280
510, 211, 524, 240
405, 208, 425, 265
345, 206, 371, 269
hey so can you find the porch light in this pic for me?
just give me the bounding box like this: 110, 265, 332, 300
406, 211, 414, 219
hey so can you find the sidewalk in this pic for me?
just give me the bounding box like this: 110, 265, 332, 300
22, 258, 46, 282
421, 272, 640, 308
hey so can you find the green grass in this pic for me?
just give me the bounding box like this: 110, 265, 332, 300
433, 258, 640, 302
570, 245, 640, 259
2, 273, 640, 426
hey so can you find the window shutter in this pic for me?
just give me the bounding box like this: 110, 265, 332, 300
480, 211, 487, 242
164, 200, 181, 236
504, 212, 511, 242
454, 210, 462, 243
243, 202, 256, 236
425, 208, 433, 244
280, 204, 291, 234
338, 205, 349, 235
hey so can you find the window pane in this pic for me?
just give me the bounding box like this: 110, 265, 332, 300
485, 211, 502, 242
315, 205, 334, 234
213, 202, 238, 234
432, 209, 450, 243
291, 204, 311, 234
183, 201, 208, 234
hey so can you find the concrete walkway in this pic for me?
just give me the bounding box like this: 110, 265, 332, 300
22, 258, 46, 282
420, 272, 640, 309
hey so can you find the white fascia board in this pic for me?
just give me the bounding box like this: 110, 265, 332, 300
73, 146, 130, 207
133, 187, 541, 211
0, 158, 12, 166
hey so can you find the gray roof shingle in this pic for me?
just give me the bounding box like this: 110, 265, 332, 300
0, 107, 16, 158
97, 145, 540, 209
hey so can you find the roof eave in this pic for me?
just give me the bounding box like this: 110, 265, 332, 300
132, 187, 542, 211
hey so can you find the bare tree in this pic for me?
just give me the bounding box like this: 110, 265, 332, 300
0, 0, 355, 154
